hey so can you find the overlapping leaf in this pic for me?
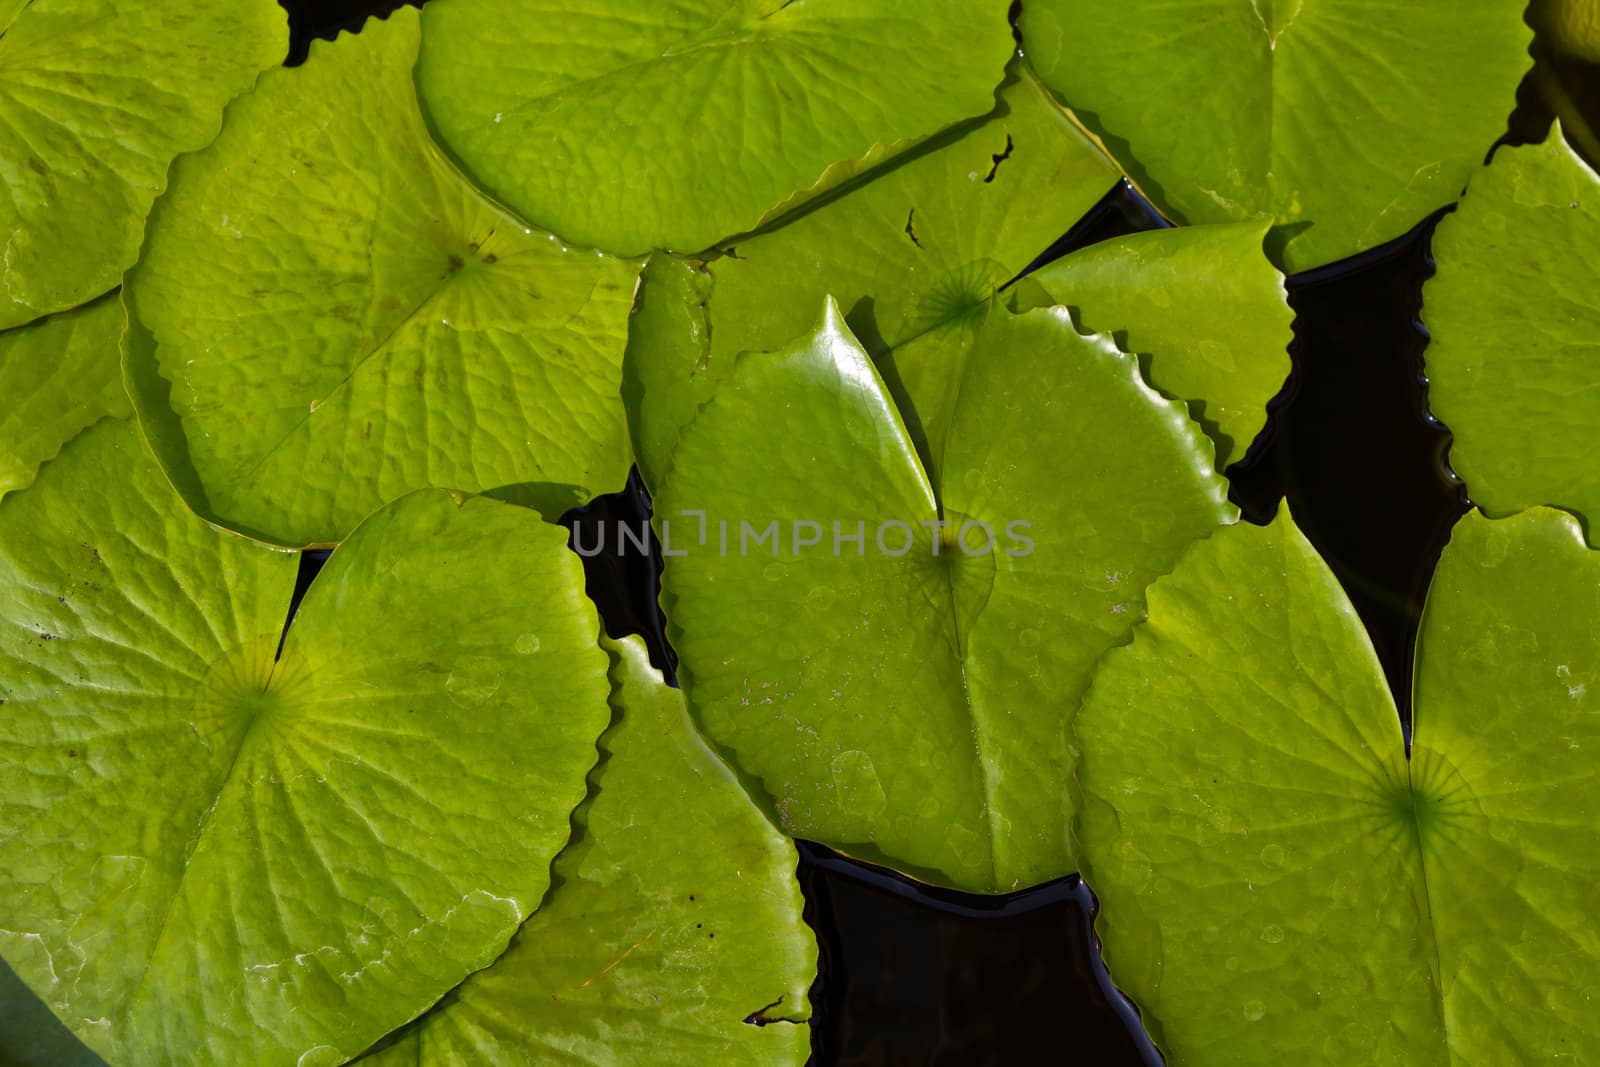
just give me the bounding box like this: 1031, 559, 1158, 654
124, 9, 640, 548
0, 418, 611, 1065
1425, 125, 1600, 525
0, 293, 127, 503
1020, 0, 1531, 272
625, 65, 1287, 488
1076, 508, 1600, 1063
363, 636, 814, 1066
0, 0, 284, 328
655, 300, 1233, 892
624, 62, 1121, 486
1018, 221, 1291, 467
416, 0, 1015, 257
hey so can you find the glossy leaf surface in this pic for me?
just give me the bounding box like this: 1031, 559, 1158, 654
623, 63, 1122, 487
656, 301, 1233, 892
1021, 221, 1291, 467
416, 0, 1016, 255
0, 0, 284, 328
1021, 0, 1530, 271
124, 10, 639, 548
1425, 126, 1600, 525
364, 635, 813, 1066
1076, 508, 1600, 1063
0, 419, 611, 1065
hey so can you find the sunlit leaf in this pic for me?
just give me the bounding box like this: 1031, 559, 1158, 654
0, 0, 284, 328
655, 300, 1233, 892
123, 9, 640, 548
1076, 507, 1600, 1063
1020, 0, 1531, 272
0, 418, 611, 1065
1425, 125, 1600, 525
362, 635, 814, 1066
1018, 221, 1291, 467
624, 64, 1283, 486
416, 0, 1016, 255
623, 61, 1121, 487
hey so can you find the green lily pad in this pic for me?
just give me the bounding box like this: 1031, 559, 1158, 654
1018, 221, 1291, 468
415, 0, 1016, 256
0, 293, 128, 504
123, 9, 640, 548
0, 0, 284, 329
0, 418, 611, 1065
361, 635, 814, 1066
1076, 507, 1600, 1063
655, 300, 1233, 892
1424, 125, 1600, 526
1019, 0, 1531, 272
624, 61, 1123, 487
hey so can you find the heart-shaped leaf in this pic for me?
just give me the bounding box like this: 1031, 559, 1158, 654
361, 635, 814, 1066
0, 0, 284, 328
655, 300, 1233, 892
0, 418, 611, 1065
1076, 507, 1600, 1062
1019, 0, 1530, 272
623, 60, 1123, 487
415, 0, 1016, 255
123, 9, 640, 548
1424, 125, 1600, 524
0, 293, 128, 503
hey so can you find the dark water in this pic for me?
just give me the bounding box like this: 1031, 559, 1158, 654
1228, 213, 1467, 739
279, 0, 424, 64
267, 2, 1564, 1064
551, 189, 1476, 1061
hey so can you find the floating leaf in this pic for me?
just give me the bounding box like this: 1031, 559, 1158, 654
1020, 0, 1530, 272
655, 301, 1233, 892
624, 61, 1121, 486
0, 293, 128, 503
362, 635, 814, 1066
1019, 221, 1291, 467
1076, 508, 1600, 1062
1425, 126, 1600, 525
416, 0, 1016, 255
0, 418, 611, 1065
0, 0, 284, 328
123, 9, 640, 548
